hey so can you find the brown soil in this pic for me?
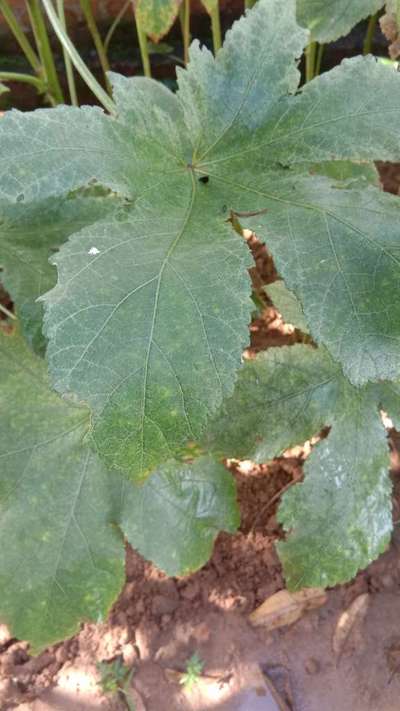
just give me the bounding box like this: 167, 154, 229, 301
1, 167, 400, 711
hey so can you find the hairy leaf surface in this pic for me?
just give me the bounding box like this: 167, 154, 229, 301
297, 0, 385, 42
2, 0, 400, 479
121, 456, 239, 575
43, 180, 251, 478
0, 328, 125, 652
206, 344, 394, 588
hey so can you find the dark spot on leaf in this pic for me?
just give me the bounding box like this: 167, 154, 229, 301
16, 194, 24, 203
199, 176, 209, 184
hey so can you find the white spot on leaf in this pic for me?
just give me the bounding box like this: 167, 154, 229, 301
88, 246, 100, 256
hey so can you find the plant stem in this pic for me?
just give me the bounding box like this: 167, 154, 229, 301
25, 0, 64, 104
56, 0, 78, 105
363, 11, 378, 55
0, 70, 45, 90
179, 0, 190, 65
0, 0, 41, 72
209, 3, 221, 54
244, 0, 256, 8
305, 41, 317, 82
79, 0, 111, 93
41, 0, 116, 114
0, 303, 16, 320
134, 11, 151, 77
315, 42, 324, 76
104, 0, 130, 52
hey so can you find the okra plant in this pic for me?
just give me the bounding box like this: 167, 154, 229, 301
2, 0, 400, 652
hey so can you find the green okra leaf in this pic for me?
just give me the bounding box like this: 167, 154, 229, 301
0, 327, 125, 652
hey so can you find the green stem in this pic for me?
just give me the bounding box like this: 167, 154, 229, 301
0, 303, 17, 321
0, 70, 45, 90
363, 11, 378, 55
209, 3, 221, 54
56, 0, 78, 105
244, 0, 256, 8
315, 42, 324, 76
104, 0, 130, 52
25, 0, 64, 103
79, 0, 111, 93
134, 11, 151, 77
0, 0, 41, 72
180, 0, 190, 64
397, 0, 400, 29
305, 41, 317, 82
41, 0, 116, 114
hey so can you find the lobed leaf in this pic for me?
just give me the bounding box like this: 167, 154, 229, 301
2, 0, 400, 485
0, 328, 125, 652
43, 180, 251, 479
177, 0, 308, 160
206, 344, 393, 588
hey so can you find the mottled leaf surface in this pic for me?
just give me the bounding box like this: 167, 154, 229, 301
206, 345, 393, 588
0, 194, 120, 354
2, 0, 400, 481
133, 0, 182, 41
297, 0, 385, 42
121, 456, 239, 575
43, 179, 251, 479
0, 328, 125, 652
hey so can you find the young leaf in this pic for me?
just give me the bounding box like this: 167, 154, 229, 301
0, 327, 125, 652
205, 344, 394, 588
0, 193, 122, 354
133, 0, 182, 42
3, 0, 400, 480
121, 456, 239, 575
297, 0, 385, 43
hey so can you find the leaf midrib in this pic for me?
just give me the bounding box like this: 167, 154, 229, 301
139, 170, 197, 471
